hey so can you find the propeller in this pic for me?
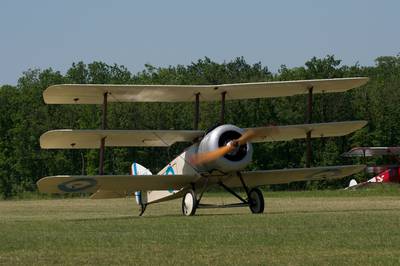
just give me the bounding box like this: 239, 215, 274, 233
190, 126, 278, 165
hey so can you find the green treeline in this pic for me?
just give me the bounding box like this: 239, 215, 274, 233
0, 55, 399, 198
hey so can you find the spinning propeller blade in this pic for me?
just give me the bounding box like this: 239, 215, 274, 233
190, 126, 278, 165
190, 144, 236, 165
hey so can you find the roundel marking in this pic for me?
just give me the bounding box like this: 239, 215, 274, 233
164, 165, 175, 193
306, 169, 341, 180
165, 165, 175, 175
58, 178, 98, 192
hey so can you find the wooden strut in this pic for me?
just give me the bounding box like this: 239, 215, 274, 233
306, 86, 313, 168
99, 92, 108, 175
194, 93, 200, 130
220, 91, 226, 124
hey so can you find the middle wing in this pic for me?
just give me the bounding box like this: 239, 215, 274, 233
40, 129, 203, 148
223, 165, 365, 188
40, 121, 366, 149
247, 121, 367, 142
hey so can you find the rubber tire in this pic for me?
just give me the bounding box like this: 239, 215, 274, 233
249, 188, 264, 214
182, 189, 197, 216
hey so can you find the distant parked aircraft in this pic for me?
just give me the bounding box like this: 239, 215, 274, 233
343, 147, 400, 188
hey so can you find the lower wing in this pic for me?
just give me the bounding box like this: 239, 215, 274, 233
37, 174, 199, 194
223, 165, 365, 188
37, 165, 364, 196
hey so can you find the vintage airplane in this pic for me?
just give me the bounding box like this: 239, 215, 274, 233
37, 77, 369, 216
343, 147, 400, 188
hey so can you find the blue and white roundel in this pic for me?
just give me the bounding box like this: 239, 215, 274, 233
58, 178, 97, 192
164, 165, 175, 193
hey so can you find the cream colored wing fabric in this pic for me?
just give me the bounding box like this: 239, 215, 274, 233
37, 174, 199, 194
40, 129, 203, 148
43, 77, 368, 104
247, 121, 367, 142
224, 165, 365, 188
89, 190, 126, 199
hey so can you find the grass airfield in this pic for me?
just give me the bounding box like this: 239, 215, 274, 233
0, 187, 399, 265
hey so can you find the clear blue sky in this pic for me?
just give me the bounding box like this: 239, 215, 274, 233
1, 0, 399, 85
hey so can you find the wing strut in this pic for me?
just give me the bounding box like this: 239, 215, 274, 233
220, 91, 226, 124
99, 92, 108, 175
306, 86, 313, 168
194, 93, 200, 129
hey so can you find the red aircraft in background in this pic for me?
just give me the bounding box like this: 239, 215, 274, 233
343, 147, 400, 188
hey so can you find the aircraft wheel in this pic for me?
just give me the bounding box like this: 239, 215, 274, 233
249, 188, 264, 214
182, 189, 197, 216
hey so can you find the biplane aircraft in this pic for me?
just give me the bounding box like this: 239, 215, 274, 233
37, 77, 369, 216
343, 147, 400, 188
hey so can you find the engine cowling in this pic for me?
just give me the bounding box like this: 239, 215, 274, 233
197, 124, 253, 172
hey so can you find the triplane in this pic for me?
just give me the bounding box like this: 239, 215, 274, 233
37, 77, 369, 216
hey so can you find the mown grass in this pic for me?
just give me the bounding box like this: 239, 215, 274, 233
0, 188, 399, 265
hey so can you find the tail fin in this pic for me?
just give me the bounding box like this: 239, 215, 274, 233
131, 162, 152, 205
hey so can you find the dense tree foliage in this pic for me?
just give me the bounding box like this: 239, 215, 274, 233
0, 55, 399, 198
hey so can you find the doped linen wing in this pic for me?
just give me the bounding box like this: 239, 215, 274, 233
246, 121, 367, 142
40, 129, 203, 148
40, 121, 366, 149
37, 174, 199, 194
43, 77, 369, 104
223, 165, 365, 188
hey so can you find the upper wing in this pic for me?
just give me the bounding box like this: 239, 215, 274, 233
342, 147, 400, 157
40, 129, 203, 148
223, 165, 365, 188
247, 121, 367, 142
37, 174, 199, 194
43, 77, 368, 104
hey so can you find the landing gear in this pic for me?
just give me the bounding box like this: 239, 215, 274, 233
139, 203, 147, 216
180, 173, 265, 216
248, 188, 264, 214
182, 189, 197, 216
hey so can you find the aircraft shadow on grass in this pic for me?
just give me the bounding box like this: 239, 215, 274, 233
63, 206, 400, 222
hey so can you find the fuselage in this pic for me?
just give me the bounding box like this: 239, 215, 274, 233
136, 124, 253, 205
368, 167, 400, 183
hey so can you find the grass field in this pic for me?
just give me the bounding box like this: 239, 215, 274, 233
0, 187, 399, 265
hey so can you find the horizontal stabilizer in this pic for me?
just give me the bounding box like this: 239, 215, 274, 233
247, 121, 367, 142
43, 77, 368, 104
40, 129, 203, 149
224, 165, 365, 188
37, 174, 199, 194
